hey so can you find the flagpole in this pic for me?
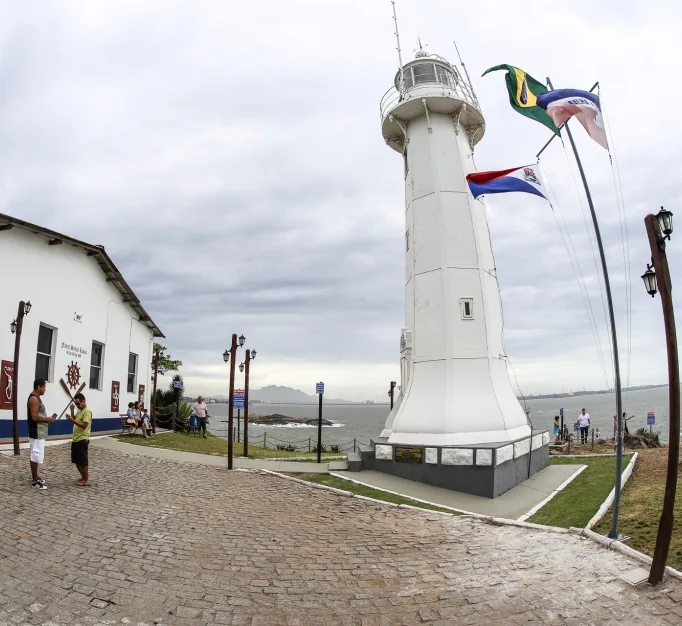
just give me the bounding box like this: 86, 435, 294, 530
545, 77, 625, 541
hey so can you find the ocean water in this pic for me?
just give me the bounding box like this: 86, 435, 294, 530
205, 385, 678, 448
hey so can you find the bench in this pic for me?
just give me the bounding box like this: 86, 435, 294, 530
119, 415, 141, 436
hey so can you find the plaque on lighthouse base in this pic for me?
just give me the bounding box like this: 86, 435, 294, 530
349, 432, 550, 499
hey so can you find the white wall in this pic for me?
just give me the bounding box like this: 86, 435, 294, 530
0, 227, 154, 431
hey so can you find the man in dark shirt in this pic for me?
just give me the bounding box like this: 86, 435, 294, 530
27, 379, 56, 490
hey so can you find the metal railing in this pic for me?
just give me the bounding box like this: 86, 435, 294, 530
380, 78, 480, 123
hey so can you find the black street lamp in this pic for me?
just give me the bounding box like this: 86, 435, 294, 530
642, 210, 679, 585
239, 362, 244, 373
641, 266, 657, 297
657, 206, 673, 238
223, 334, 244, 470
10, 300, 31, 455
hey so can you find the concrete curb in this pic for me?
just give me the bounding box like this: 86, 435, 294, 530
261, 469, 571, 534
552, 452, 636, 459
586, 452, 638, 530
569, 527, 682, 582
517, 464, 587, 522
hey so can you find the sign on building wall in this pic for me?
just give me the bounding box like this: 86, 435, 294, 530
1, 360, 14, 411
138, 384, 146, 408
111, 381, 120, 413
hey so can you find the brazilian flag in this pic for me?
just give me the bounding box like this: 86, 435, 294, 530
482, 64, 559, 135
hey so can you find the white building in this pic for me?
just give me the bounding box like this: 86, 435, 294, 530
0, 212, 163, 441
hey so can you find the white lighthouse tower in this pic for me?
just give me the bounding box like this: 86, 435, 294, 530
349, 43, 550, 497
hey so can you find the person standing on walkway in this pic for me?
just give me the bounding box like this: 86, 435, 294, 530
27, 379, 56, 491
66, 392, 92, 486
578, 408, 590, 444
191, 396, 210, 438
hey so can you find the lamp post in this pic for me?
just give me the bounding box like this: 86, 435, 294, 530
10, 300, 31, 456
151, 349, 159, 434
389, 381, 396, 410
642, 207, 679, 585
222, 333, 245, 470
240, 349, 256, 457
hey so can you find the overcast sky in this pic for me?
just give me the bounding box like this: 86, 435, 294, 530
1, 1, 680, 400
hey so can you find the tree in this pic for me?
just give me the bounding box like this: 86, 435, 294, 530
152, 343, 182, 382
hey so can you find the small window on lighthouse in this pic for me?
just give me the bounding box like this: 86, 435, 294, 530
405, 231, 410, 252
461, 298, 474, 320
403, 147, 409, 177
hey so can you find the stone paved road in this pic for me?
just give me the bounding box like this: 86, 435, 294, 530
1, 446, 681, 626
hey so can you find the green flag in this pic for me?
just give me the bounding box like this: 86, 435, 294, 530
482, 64, 559, 135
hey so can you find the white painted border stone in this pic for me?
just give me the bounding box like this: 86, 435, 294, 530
441, 448, 473, 465
514, 438, 531, 459
586, 452, 638, 530
496, 444, 513, 466
425, 448, 438, 464
375, 444, 393, 461
531, 434, 544, 451
476, 449, 492, 466
542, 432, 550, 446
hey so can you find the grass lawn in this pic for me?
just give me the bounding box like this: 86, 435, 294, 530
114, 432, 345, 460
594, 448, 682, 571
292, 473, 460, 515
528, 455, 630, 528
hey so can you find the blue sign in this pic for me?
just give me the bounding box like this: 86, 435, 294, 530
647, 412, 655, 426
560, 407, 564, 417
316, 382, 324, 395
234, 389, 245, 410
573, 422, 579, 432
173, 380, 184, 390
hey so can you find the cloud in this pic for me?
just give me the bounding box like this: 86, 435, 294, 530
1, 0, 679, 400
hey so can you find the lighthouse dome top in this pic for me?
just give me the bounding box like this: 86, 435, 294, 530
380, 51, 486, 152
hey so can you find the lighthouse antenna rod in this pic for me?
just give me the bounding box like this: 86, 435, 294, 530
452, 39, 476, 95
391, 1, 405, 93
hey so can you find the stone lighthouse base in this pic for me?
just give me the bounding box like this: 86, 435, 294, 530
347, 430, 550, 499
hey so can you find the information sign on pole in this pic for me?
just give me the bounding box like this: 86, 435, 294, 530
647, 411, 655, 426
234, 389, 245, 410
173, 380, 184, 390
316, 382, 324, 395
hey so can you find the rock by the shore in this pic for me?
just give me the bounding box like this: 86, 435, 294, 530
247, 413, 334, 426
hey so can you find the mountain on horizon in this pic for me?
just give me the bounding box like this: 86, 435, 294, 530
210, 385, 355, 404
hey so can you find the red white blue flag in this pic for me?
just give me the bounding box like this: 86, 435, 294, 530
536, 89, 608, 149
466, 164, 547, 200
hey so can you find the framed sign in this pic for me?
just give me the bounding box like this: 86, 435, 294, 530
138, 384, 146, 407
111, 381, 120, 413
395, 447, 423, 463
1, 360, 14, 411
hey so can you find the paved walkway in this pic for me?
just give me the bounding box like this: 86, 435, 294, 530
331, 465, 583, 519
1, 445, 681, 625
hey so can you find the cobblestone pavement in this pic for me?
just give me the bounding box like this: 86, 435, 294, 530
1, 446, 681, 626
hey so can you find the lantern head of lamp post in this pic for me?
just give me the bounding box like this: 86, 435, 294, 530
24, 301, 32, 315
238, 334, 246, 348
10, 319, 17, 334
657, 207, 674, 239
222, 349, 230, 363
251, 349, 257, 360
239, 362, 244, 373
642, 266, 658, 298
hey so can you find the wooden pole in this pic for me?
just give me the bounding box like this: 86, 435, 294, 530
151, 349, 159, 434
227, 333, 237, 470
243, 350, 251, 457
645, 213, 680, 585
11, 301, 26, 456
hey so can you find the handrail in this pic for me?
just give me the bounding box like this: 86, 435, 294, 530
380, 80, 480, 124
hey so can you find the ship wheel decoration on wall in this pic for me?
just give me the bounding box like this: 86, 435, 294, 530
66, 361, 81, 389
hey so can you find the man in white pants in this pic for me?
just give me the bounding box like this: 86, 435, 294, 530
577, 408, 590, 445
27, 379, 56, 490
